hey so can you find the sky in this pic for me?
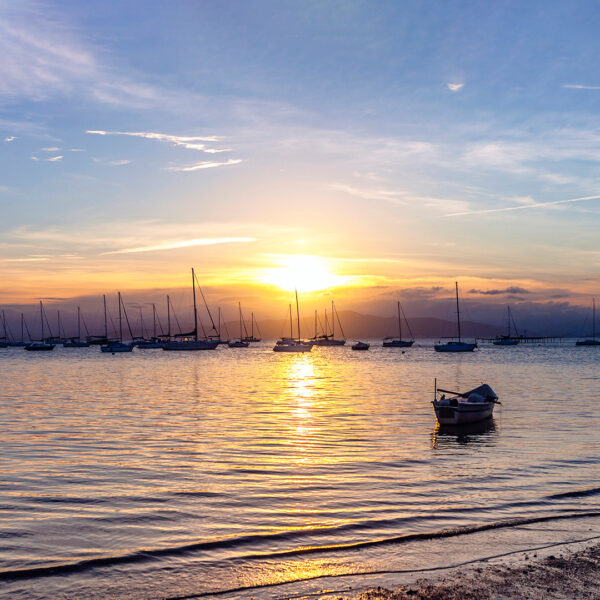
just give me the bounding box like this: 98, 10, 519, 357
2, 0, 600, 331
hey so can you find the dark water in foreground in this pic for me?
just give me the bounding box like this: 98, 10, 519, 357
1, 341, 600, 598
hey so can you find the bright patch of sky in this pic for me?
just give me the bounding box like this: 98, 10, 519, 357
1, 0, 600, 308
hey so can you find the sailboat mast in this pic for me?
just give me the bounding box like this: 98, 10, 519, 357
314, 310, 317, 339
192, 267, 198, 341
2, 310, 6, 341
153, 304, 157, 339
289, 304, 293, 339
218, 307, 221, 339
507, 306, 511, 337
594, 298, 596, 340
77, 306, 81, 341
21, 313, 24, 343
40, 301, 44, 341
251, 312, 254, 338
332, 301, 335, 338
167, 295, 171, 339
295, 289, 301, 340
397, 300, 402, 340
103, 295, 108, 339
238, 303, 242, 341
455, 281, 462, 342
118, 292, 123, 342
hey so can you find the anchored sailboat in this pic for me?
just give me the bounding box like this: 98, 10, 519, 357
316, 301, 346, 346
228, 303, 250, 348
101, 293, 134, 353
576, 298, 600, 346
434, 282, 477, 352
64, 306, 90, 347
136, 304, 164, 348
25, 301, 55, 351
383, 301, 414, 347
163, 268, 219, 350
493, 306, 519, 346
273, 290, 312, 352
242, 312, 261, 343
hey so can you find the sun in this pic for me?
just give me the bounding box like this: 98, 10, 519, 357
260, 255, 347, 293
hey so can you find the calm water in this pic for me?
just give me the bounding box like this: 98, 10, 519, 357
1, 341, 600, 598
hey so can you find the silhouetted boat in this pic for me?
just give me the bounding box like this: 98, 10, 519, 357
352, 340, 370, 350
64, 307, 90, 347
273, 291, 312, 352
163, 269, 219, 351
136, 304, 164, 348
87, 295, 111, 345
493, 306, 519, 346
242, 312, 261, 343
25, 301, 55, 351
8, 313, 28, 346
314, 301, 345, 346
432, 381, 499, 425
228, 303, 250, 348
434, 283, 477, 352
101, 292, 134, 353
383, 301, 414, 347
576, 298, 600, 346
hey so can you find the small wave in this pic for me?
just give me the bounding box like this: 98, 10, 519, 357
2, 511, 600, 582
547, 486, 600, 500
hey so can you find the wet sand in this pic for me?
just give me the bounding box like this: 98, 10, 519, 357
339, 541, 600, 600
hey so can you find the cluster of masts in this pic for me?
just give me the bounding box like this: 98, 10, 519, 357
2, 276, 598, 353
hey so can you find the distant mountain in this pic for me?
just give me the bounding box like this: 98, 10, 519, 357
229, 310, 514, 340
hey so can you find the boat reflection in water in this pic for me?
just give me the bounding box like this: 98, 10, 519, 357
431, 418, 498, 449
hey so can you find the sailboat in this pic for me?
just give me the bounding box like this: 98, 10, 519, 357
136, 304, 164, 348
0, 311, 9, 348
316, 301, 346, 346
383, 301, 414, 347
101, 293, 134, 353
163, 268, 219, 350
493, 306, 519, 346
273, 290, 312, 352
25, 301, 55, 351
87, 295, 111, 345
64, 306, 90, 347
434, 282, 477, 352
228, 303, 250, 348
576, 298, 600, 346
9, 313, 29, 346
242, 312, 261, 343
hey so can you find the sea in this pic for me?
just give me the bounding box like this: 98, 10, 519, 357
1, 341, 600, 599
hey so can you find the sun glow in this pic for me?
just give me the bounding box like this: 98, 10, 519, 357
260, 255, 347, 293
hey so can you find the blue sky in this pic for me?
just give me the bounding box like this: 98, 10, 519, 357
1, 0, 600, 324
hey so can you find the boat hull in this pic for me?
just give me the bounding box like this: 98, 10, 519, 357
382, 339, 414, 347
316, 339, 345, 346
101, 343, 134, 353
576, 339, 600, 346
25, 343, 55, 351
63, 341, 90, 348
434, 341, 477, 352
493, 338, 519, 346
228, 341, 249, 348
273, 343, 312, 352
135, 342, 164, 349
433, 401, 494, 425
352, 342, 370, 350
163, 340, 219, 351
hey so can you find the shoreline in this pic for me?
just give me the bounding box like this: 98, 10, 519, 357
331, 538, 600, 600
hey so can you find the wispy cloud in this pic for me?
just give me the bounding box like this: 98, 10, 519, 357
4, 136, 15, 142
447, 83, 464, 91
329, 183, 407, 204
446, 194, 600, 217
102, 237, 256, 254
107, 159, 131, 166
46, 155, 63, 162
469, 287, 530, 295
42, 146, 60, 151
165, 159, 242, 171
563, 84, 600, 90
86, 130, 228, 153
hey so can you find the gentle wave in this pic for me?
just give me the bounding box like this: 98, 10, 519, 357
3, 511, 600, 582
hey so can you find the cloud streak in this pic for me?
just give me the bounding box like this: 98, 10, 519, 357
165, 159, 242, 171
447, 83, 464, 91
102, 237, 256, 255
445, 194, 600, 217
86, 130, 229, 153
563, 84, 600, 90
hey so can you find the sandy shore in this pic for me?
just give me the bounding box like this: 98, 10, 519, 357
339, 542, 600, 600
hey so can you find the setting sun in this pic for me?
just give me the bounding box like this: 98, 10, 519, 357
260, 254, 347, 293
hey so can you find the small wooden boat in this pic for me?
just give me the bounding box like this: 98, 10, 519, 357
493, 306, 520, 346
432, 381, 499, 425
352, 341, 369, 350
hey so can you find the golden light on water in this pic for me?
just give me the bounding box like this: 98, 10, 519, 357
259, 255, 348, 293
